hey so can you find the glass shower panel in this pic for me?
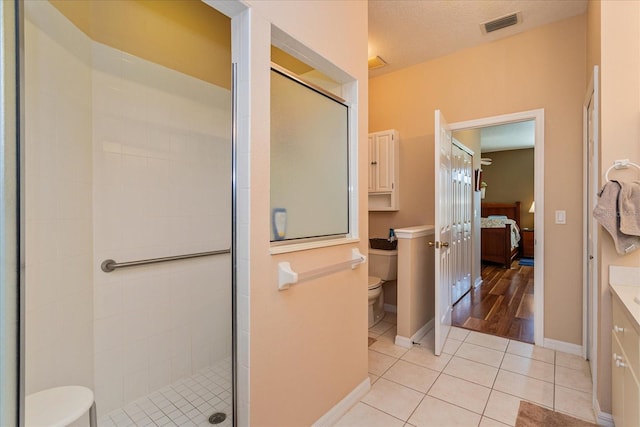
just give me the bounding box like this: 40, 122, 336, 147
1, 1, 20, 425
24, 1, 233, 425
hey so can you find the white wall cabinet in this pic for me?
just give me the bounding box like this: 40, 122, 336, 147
612, 296, 640, 427
368, 129, 399, 211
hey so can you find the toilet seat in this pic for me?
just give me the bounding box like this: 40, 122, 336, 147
368, 276, 382, 290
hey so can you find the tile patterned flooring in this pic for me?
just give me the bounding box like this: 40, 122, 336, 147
337, 313, 597, 427
99, 358, 232, 427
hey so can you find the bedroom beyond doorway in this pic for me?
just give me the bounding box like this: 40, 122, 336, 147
452, 261, 534, 343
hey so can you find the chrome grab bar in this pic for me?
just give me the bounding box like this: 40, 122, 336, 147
101, 249, 231, 273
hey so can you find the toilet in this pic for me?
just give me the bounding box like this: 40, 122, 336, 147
368, 248, 398, 328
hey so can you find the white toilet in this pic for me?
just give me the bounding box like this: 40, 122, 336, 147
368, 248, 398, 328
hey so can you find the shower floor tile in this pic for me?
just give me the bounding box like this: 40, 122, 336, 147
99, 358, 232, 427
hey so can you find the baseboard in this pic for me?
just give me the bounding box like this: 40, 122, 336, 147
383, 303, 397, 313
594, 399, 614, 427
395, 318, 434, 349
395, 335, 413, 348
543, 338, 583, 356
312, 377, 371, 427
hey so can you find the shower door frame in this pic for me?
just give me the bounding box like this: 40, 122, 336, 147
9, 0, 245, 424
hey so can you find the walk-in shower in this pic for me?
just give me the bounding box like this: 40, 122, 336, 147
21, 1, 234, 425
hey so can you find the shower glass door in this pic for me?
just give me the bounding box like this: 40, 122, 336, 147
23, 1, 233, 425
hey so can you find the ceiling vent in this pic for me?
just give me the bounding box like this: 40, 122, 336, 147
368, 56, 387, 70
481, 12, 522, 34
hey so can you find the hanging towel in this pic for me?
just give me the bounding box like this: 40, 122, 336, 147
593, 180, 640, 255
619, 180, 640, 236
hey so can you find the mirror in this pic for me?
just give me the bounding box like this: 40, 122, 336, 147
270, 66, 350, 242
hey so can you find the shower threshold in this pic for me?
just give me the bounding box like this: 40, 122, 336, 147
99, 358, 232, 427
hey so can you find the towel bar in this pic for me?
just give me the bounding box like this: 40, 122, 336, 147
278, 248, 366, 290
605, 158, 640, 181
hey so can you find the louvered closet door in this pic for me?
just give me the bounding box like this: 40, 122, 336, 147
451, 143, 472, 305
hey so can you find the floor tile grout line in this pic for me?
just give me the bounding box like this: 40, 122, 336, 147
366, 322, 594, 427
355, 401, 408, 425
404, 343, 468, 422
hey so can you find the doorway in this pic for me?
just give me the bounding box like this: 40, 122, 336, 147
449, 110, 545, 346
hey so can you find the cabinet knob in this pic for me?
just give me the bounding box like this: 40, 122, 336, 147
616, 359, 627, 368
371, 161, 378, 165
614, 325, 625, 333
614, 352, 623, 362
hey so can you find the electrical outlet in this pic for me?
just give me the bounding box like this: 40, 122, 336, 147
555, 210, 566, 224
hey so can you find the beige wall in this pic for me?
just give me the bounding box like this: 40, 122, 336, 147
481, 149, 535, 229
242, 2, 369, 426
593, 0, 640, 414
370, 15, 587, 345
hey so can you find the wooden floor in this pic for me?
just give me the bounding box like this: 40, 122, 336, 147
452, 260, 534, 343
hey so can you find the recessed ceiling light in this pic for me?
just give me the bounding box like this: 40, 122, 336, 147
368, 56, 387, 70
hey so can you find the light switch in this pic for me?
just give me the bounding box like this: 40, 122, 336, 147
555, 210, 566, 224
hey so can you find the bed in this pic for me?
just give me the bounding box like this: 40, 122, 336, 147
480, 202, 521, 268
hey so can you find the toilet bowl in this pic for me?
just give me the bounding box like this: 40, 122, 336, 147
368, 276, 385, 328
368, 248, 398, 328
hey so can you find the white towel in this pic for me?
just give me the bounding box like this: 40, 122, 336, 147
593, 180, 640, 255
619, 180, 640, 236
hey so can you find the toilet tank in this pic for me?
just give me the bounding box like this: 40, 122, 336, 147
368, 249, 398, 281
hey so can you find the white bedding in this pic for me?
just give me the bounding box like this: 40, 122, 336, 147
481, 217, 521, 249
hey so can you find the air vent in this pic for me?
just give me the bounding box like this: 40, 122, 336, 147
481, 12, 521, 34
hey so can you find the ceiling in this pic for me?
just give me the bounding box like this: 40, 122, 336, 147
368, 0, 588, 78
479, 120, 534, 153
369, 0, 587, 152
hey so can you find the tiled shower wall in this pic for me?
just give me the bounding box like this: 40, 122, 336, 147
26, 1, 232, 416
92, 42, 232, 414
25, 1, 94, 395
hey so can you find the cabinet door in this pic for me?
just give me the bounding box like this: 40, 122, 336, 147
374, 132, 394, 192
368, 135, 376, 192
613, 337, 625, 427
624, 363, 640, 427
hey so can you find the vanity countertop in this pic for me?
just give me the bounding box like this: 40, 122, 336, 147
609, 265, 640, 334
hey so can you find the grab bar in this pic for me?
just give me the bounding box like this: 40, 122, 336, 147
101, 249, 231, 272
278, 248, 366, 291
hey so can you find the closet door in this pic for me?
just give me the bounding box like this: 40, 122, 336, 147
451, 143, 472, 305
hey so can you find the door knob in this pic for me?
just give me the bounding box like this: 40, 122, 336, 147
427, 241, 449, 248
